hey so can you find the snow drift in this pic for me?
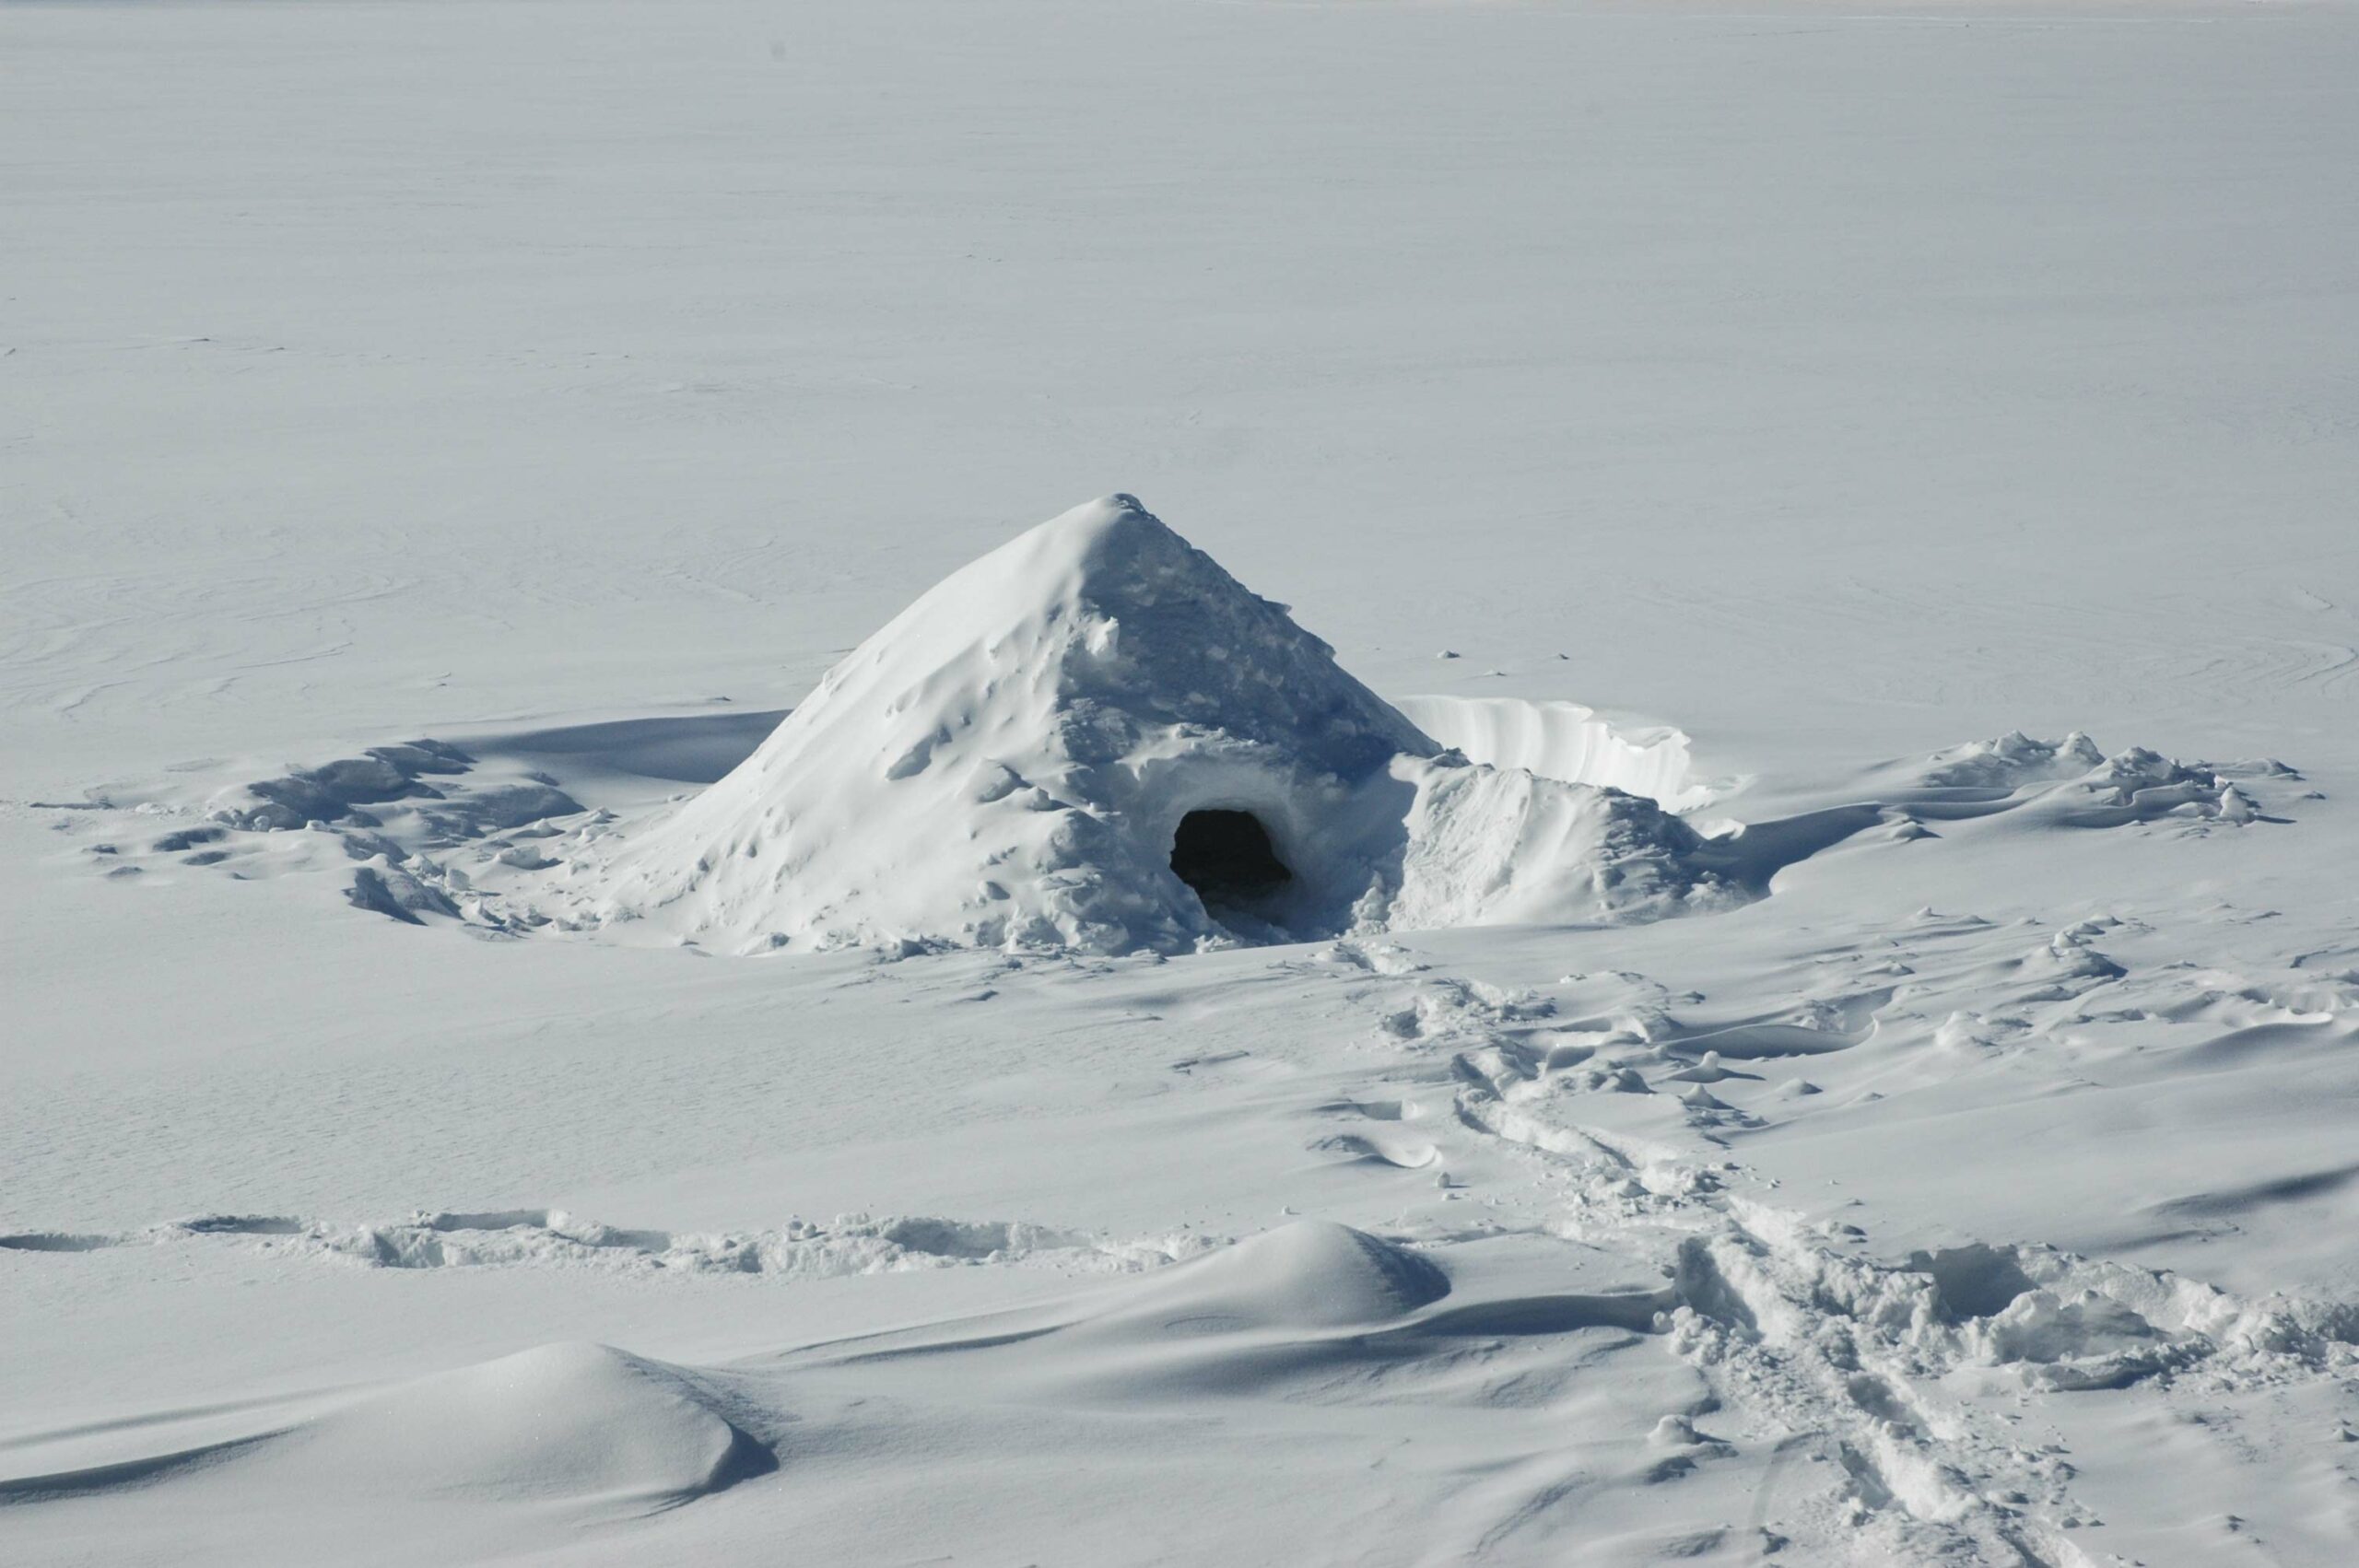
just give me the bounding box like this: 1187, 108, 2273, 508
279, 1341, 765, 1508
536, 497, 1733, 954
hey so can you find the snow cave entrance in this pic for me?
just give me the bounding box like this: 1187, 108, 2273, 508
1169, 809, 1293, 923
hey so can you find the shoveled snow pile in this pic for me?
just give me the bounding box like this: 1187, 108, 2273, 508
528, 497, 1733, 954
1869, 730, 2271, 828
1386, 755, 1741, 930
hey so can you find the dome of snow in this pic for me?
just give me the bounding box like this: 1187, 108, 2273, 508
544, 496, 1734, 954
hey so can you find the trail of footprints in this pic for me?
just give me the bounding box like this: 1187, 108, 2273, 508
1297, 937, 2358, 1564
9, 925, 2352, 1560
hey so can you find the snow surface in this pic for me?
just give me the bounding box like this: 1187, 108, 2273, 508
6, 1, 2359, 1564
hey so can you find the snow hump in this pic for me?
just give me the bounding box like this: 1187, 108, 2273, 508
551, 496, 1732, 954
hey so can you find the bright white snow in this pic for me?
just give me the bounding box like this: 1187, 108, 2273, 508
5, 2, 2358, 1565
545, 492, 1442, 954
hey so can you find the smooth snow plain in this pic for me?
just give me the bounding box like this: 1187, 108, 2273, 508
5, 2, 2359, 1564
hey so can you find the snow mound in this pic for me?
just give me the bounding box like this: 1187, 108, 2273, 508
542, 495, 1431, 954
1089, 1220, 1451, 1334
527, 497, 1745, 954
1915, 731, 2108, 790
1882, 731, 2268, 828
279, 1341, 761, 1507
0, 1343, 769, 1519
1384, 753, 1743, 930
2048, 745, 2261, 827
205, 740, 582, 838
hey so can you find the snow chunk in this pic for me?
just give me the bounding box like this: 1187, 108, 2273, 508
1385, 753, 1742, 930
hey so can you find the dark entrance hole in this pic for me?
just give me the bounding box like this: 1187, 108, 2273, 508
1170, 809, 1293, 911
